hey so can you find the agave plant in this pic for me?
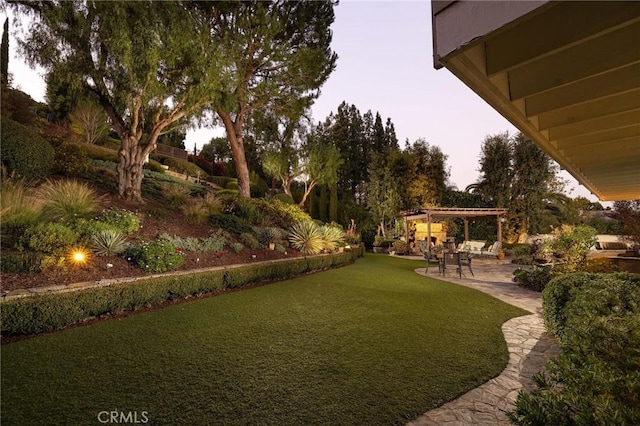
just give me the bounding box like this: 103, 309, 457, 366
288, 221, 323, 255
255, 226, 280, 246
319, 225, 346, 252
90, 229, 129, 256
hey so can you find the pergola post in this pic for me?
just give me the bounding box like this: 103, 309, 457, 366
463, 218, 470, 241
427, 213, 432, 249
497, 215, 503, 243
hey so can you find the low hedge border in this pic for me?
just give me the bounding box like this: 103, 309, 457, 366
1, 248, 364, 337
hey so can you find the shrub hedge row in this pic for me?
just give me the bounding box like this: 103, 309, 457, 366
1, 248, 364, 336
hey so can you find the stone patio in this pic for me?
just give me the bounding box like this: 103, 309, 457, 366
407, 257, 560, 425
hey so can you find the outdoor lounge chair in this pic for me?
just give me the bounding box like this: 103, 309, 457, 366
480, 241, 502, 257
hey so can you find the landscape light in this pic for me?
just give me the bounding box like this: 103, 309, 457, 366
70, 249, 89, 266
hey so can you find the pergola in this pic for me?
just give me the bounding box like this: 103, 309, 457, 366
399, 207, 509, 245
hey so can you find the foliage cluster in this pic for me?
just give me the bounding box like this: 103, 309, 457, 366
1, 248, 364, 336
157, 232, 227, 254
36, 179, 102, 221
208, 214, 252, 235
95, 209, 141, 234
392, 240, 410, 255
512, 267, 555, 292
52, 142, 90, 177
20, 222, 78, 255
509, 272, 640, 425
125, 240, 184, 273
0, 178, 43, 248
164, 157, 208, 179
541, 224, 597, 272
90, 229, 129, 257
1, 118, 54, 181
288, 221, 346, 255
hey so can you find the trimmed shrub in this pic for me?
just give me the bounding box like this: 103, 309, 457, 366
1, 249, 365, 336
165, 157, 207, 178
231, 242, 244, 253
209, 214, 252, 235
512, 267, 555, 292
126, 241, 184, 273
239, 232, 261, 250
21, 222, 78, 254
143, 159, 166, 174
510, 272, 640, 425
542, 272, 602, 337
53, 142, 90, 177
96, 209, 141, 233
1, 118, 54, 181
36, 179, 102, 221
82, 144, 119, 162
289, 221, 323, 255
0, 251, 45, 273
69, 218, 119, 242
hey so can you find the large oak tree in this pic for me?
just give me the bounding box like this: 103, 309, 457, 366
12, 1, 222, 201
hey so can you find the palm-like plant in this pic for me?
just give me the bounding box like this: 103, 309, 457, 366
288, 221, 323, 255
319, 225, 346, 252
91, 229, 128, 256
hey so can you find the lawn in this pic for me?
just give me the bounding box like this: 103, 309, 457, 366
1, 255, 527, 425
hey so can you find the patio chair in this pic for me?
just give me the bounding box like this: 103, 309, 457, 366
419, 240, 441, 274
459, 251, 474, 277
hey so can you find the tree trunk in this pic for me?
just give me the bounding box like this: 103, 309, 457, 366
218, 109, 251, 198
298, 181, 317, 209
116, 136, 150, 202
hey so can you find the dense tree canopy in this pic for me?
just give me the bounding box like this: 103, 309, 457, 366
199, 0, 338, 198
12, 1, 222, 201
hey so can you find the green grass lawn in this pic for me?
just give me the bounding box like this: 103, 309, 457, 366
1, 255, 527, 425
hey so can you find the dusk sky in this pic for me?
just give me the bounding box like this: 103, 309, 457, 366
2, 2, 601, 202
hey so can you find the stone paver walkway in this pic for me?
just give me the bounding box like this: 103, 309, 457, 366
407, 259, 560, 425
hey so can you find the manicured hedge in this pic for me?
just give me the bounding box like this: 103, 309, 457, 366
542, 272, 640, 337
1, 248, 364, 336
509, 272, 640, 425
1, 118, 54, 181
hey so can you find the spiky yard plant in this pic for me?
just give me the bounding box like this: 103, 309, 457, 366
319, 225, 346, 252
181, 200, 209, 224
202, 192, 223, 215
36, 179, 102, 221
0, 178, 43, 247
255, 226, 280, 247
288, 221, 323, 255
90, 229, 129, 256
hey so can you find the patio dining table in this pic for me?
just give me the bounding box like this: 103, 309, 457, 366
438, 251, 474, 278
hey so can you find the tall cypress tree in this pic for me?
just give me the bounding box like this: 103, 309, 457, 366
1, 18, 8, 86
